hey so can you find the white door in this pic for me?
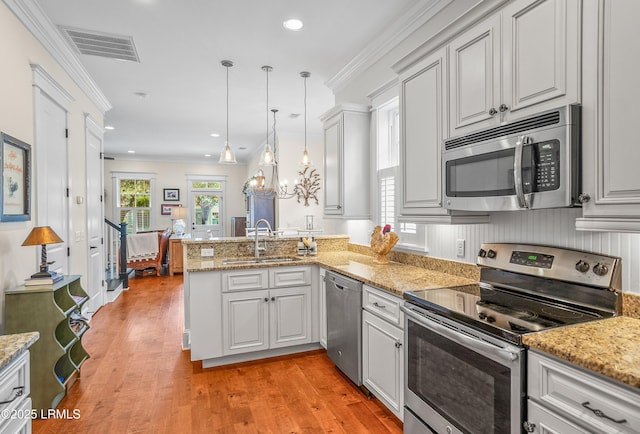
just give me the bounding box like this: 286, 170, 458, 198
187, 176, 226, 238
85, 116, 105, 316
33, 70, 70, 275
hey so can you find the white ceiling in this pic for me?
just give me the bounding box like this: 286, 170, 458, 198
34, 0, 419, 163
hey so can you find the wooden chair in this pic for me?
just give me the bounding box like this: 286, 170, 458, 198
126, 228, 171, 276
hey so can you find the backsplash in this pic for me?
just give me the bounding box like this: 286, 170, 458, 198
423, 208, 640, 294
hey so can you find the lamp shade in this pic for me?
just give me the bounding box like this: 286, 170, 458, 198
171, 207, 188, 220
22, 226, 63, 246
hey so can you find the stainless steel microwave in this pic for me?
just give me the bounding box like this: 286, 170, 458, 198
443, 105, 581, 212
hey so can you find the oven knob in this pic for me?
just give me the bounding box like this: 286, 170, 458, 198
478, 312, 487, 320
593, 263, 609, 276
575, 260, 590, 273
445, 426, 453, 434
487, 249, 497, 259
478, 249, 487, 258
486, 316, 496, 323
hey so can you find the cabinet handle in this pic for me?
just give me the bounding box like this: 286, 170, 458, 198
373, 302, 386, 309
489, 107, 497, 116
581, 402, 627, 424
522, 421, 536, 433
336, 205, 342, 209
270, 297, 275, 302
394, 341, 402, 349
499, 103, 509, 112
0, 386, 24, 404
264, 297, 269, 302
578, 193, 591, 203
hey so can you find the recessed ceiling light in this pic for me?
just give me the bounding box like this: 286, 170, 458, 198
283, 18, 303, 31
204, 154, 211, 157
239, 147, 247, 151
127, 150, 135, 154
133, 92, 148, 99
210, 133, 220, 137
104, 125, 115, 130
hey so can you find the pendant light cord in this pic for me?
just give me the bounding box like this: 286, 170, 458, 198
226, 64, 229, 145
304, 74, 307, 152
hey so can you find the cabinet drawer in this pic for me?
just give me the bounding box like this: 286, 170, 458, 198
0, 351, 30, 415
528, 351, 640, 433
270, 266, 311, 288
363, 285, 402, 327
0, 396, 31, 434
222, 269, 268, 292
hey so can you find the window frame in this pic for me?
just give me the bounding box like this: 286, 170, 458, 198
111, 171, 156, 233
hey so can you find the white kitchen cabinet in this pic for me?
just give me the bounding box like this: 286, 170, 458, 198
526, 350, 640, 433
362, 285, 404, 420
0, 351, 31, 434
576, 0, 640, 232
320, 104, 371, 219
189, 271, 223, 360
398, 47, 490, 223
449, 0, 581, 137
319, 268, 327, 349
222, 286, 312, 355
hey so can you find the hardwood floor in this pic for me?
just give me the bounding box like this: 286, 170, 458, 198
33, 274, 403, 433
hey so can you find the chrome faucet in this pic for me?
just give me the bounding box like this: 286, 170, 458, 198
253, 218, 272, 257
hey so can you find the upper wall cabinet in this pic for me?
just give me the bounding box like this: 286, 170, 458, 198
320, 104, 371, 219
398, 48, 490, 224
449, 0, 581, 137
576, 0, 640, 232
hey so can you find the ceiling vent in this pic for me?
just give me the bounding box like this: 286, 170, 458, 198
60, 26, 140, 62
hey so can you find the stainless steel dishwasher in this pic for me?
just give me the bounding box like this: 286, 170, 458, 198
326, 270, 363, 386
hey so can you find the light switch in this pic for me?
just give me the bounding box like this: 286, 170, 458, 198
456, 239, 465, 257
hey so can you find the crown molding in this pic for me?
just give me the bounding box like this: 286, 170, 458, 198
3, 0, 112, 114
325, 0, 452, 93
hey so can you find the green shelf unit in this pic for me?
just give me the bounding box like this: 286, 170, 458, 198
54, 321, 77, 352
5, 275, 90, 412
69, 341, 90, 369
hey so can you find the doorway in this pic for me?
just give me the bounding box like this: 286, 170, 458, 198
187, 176, 226, 238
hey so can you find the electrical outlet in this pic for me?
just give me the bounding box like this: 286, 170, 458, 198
456, 239, 465, 257
201, 248, 214, 257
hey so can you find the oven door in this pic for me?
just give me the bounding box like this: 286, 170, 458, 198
402, 304, 524, 434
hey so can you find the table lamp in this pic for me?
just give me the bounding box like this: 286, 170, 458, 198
171, 207, 188, 236
21, 226, 64, 278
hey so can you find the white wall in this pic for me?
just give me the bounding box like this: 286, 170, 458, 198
0, 3, 104, 330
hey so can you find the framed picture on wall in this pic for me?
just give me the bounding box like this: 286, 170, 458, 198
163, 188, 180, 201
161, 203, 180, 215
0, 132, 31, 222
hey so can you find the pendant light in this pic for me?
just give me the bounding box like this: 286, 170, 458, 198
300, 71, 311, 166
219, 60, 237, 164
260, 65, 275, 166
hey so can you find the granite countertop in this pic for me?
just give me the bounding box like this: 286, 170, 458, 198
0, 332, 39, 371
523, 316, 640, 389
186, 250, 476, 296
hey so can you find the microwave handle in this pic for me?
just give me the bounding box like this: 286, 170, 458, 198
514, 136, 531, 209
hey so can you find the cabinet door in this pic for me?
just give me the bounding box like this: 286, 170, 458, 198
269, 286, 312, 349
449, 14, 501, 136
577, 0, 640, 231
189, 272, 223, 360
323, 115, 342, 215
502, 0, 581, 119
222, 289, 269, 355
400, 48, 447, 215
362, 311, 404, 419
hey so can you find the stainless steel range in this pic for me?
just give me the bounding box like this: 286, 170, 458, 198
402, 243, 621, 434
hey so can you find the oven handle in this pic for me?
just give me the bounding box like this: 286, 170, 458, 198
401, 305, 520, 363
514, 135, 530, 209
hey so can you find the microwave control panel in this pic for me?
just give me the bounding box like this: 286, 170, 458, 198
533, 139, 560, 191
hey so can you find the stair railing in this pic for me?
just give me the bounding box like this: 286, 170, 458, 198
104, 219, 128, 289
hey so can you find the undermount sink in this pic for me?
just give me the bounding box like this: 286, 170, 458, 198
221, 256, 302, 265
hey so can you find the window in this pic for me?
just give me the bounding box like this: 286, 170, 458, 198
112, 172, 155, 233
375, 98, 426, 251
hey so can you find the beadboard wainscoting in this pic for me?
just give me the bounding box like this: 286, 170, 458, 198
425, 208, 640, 294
